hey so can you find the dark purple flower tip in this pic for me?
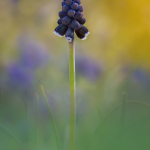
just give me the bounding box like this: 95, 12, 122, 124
66, 0, 72, 5
54, 24, 68, 37
71, 19, 81, 30
62, 16, 72, 25
71, 3, 79, 10
62, 1, 66, 6
77, 17, 86, 25
77, 5, 83, 12
75, 11, 83, 19
59, 11, 67, 18
67, 9, 76, 17
57, 18, 62, 24
62, 5, 70, 12
74, 0, 81, 5
65, 27, 74, 42
75, 25, 90, 40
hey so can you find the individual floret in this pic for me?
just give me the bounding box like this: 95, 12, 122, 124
71, 3, 79, 10
65, 27, 74, 42
71, 19, 81, 30
59, 11, 67, 18
67, 9, 76, 17
54, 24, 68, 37
62, 5, 70, 12
75, 25, 90, 40
62, 16, 72, 25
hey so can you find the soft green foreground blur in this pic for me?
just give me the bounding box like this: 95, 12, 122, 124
0, 0, 150, 150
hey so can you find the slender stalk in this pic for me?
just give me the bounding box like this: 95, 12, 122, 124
68, 40, 76, 150
41, 85, 59, 150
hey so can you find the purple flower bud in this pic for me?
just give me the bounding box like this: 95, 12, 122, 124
54, 24, 68, 37
67, 9, 76, 17
77, 17, 86, 25
62, 1, 66, 6
71, 19, 81, 30
65, 27, 74, 42
66, 0, 72, 5
77, 5, 83, 12
75, 11, 83, 19
57, 18, 62, 24
62, 16, 72, 25
59, 11, 67, 18
75, 25, 90, 40
62, 5, 70, 12
74, 0, 81, 5
71, 3, 79, 10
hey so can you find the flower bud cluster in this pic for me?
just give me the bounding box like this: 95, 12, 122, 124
54, 0, 89, 42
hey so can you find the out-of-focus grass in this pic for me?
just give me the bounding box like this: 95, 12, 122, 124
1, 69, 150, 150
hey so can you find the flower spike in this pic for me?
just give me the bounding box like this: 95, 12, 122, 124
54, 0, 89, 42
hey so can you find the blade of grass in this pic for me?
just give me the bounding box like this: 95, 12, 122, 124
0, 124, 21, 144
41, 85, 59, 150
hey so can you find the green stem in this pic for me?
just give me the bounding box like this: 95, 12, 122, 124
68, 40, 76, 150
41, 85, 59, 150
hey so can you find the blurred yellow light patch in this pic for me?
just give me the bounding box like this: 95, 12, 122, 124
0, 0, 150, 68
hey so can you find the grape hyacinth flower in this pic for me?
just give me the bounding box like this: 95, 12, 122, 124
54, 0, 90, 42
53, 1, 89, 150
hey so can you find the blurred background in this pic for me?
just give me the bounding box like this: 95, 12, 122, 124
0, 0, 150, 150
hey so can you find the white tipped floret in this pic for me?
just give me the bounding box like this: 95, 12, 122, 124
81, 31, 90, 40
66, 37, 73, 42
53, 31, 63, 37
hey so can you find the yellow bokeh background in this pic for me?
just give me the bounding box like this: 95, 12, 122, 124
0, 0, 150, 68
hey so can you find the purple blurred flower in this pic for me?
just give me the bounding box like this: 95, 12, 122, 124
7, 63, 34, 89
133, 68, 150, 88
18, 36, 49, 69
75, 56, 102, 81
11, 0, 19, 5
